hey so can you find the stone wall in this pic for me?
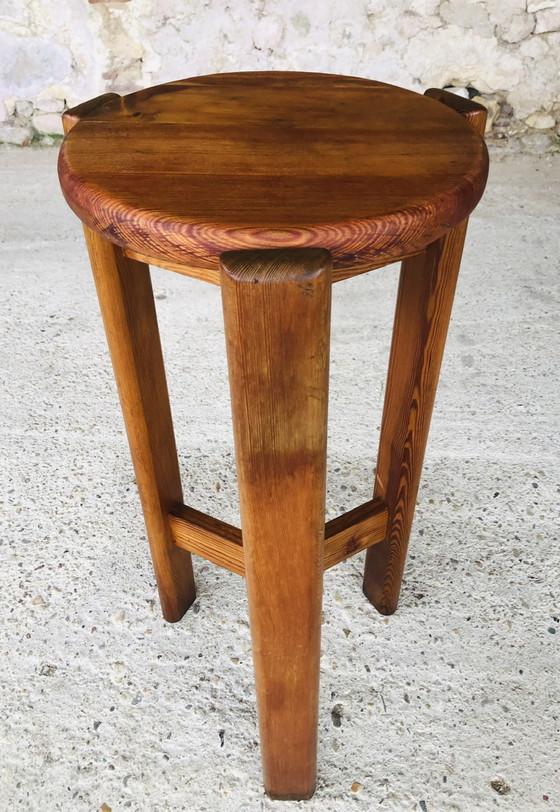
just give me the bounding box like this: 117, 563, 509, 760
1, 0, 559, 150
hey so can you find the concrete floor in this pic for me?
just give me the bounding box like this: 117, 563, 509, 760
1, 148, 559, 812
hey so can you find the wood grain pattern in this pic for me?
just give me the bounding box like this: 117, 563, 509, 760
324, 498, 388, 570
362, 93, 487, 615
169, 504, 244, 576
82, 229, 196, 622
123, 249, 222, 285
221, 248, 331, 800
58, 72, 488, 278
64, 92, 196, 622
168, 498, 388, 576
62, 93, 120, 134
59, 76, 489, 798
424, 87, 489, 130
124, 246, 424, 285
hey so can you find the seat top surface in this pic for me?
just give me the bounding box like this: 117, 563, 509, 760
58, 71, 488, 276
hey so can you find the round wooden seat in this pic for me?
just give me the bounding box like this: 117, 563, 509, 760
58, 71, 488, 282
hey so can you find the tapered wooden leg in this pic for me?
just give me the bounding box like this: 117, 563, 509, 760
362, 88, 487, 616
83, 227, 196, 622
221, 248, 332, 800
363, 224, 468, 615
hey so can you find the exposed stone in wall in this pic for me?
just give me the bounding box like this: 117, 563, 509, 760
1, 0, 559, 150
0, 0, 98, 144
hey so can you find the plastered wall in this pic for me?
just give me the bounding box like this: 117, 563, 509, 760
1, 0, 559, 149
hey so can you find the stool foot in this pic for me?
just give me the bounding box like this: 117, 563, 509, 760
363, 225, 468, 615
83, 228, 196, 622
221, 248, 332, 800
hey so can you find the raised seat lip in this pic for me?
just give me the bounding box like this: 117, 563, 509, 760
58, 70, 489, 277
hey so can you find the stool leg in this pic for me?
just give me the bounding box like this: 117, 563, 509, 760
83, 227, 196, 622
221, 248, 332, 800
363, 224, 468, 615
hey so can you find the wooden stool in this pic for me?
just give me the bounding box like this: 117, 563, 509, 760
58, 72, 488, 800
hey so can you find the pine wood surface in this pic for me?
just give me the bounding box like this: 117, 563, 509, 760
362, 223, 469, 614
122, 245, 423, 285
59, 81, 489, 800
362, 93, 488, 615
323, 497, 388, 570
59, 72, 488, 277
82, 230, 197, 622
62, 110, 196, 622
169, 503, 244, 576
220, 248, 331, 799
168, 497, 388, 577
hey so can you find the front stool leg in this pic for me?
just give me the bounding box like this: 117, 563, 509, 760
83, 228, 196, 622
221, 248, 332, 800
363, 225, 468, 615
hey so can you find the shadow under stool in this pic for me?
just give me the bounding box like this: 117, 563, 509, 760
57, 71, 488, 801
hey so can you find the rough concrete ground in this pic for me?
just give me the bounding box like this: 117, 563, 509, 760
0, 148, 559, 811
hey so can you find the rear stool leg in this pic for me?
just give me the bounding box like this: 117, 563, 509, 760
363, 225, 468, 615
221, 248, 332, 800
362, 88, 487, 616
83, 228, 196, 622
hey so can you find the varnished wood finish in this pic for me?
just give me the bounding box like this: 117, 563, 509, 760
63, 107, 196, 622
61, 92, 120, 134
58, 72, 488, 277
82, 229, 196, 622
169, 498, 388, 577
169, 504, 244, 576
362, 94, 487, 615
424, 87, 489, 130
124, 249, 222, 286
124, 246, 424, 285
324, 498, 388, 570
221, 248, 331, 800
59, 75, 489, 800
